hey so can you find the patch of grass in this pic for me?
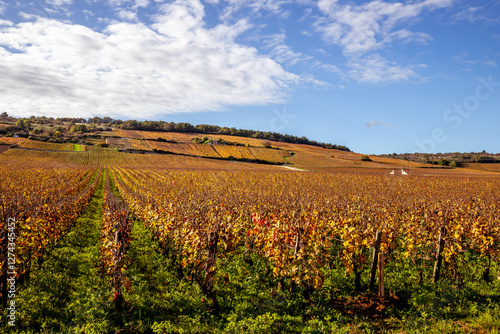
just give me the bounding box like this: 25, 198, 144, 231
8, 171, 114, 333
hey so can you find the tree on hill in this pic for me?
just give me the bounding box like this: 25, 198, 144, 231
70, 124, 88, 133
16, 119, 31, 129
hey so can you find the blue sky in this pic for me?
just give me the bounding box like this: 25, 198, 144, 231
0, 0, 499, 154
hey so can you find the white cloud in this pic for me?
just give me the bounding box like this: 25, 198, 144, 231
263, 33, 312, 66
384, 29, 431, 46
133, 0, 150, 9
0, 0, 300, 119
107, 0, 150, 13
19, 12, 40, 20
450, 6, 497, 24
366, 121, 394, 128
452, 53, 498, 68
315, 0, 452, 83
0, 1, 6, 15
215, 0, 307, 21
452, 52, 475, 65
82, 9, 94, 19
483, 60, 497, 67
311, 60, 341, 74
0, 19, 13, 26
108, 0, 131, 6
347, 54, 419, 83
316, 0, 451, 56
223, 0, 291, 14
117, 9, 138, 21
46, 0, 73, 6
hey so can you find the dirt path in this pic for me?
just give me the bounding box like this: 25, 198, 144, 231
279, 165, 308, 171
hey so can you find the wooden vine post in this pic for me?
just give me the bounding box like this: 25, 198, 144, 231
378, 253, 385, 297
202, 224, 220, 312
433, 226, 446, 283
290, 231, 300, 293
113, 224, 123, 315
369, 230, 383, 291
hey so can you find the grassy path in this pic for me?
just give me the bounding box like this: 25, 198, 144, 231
11, 171, 113, 333
106, 170, 208, 332
113, 216, 214, 333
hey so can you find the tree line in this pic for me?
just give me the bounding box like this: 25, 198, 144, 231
378, 151, 500, 166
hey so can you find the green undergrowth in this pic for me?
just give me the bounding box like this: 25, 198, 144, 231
4, 170, 114, 333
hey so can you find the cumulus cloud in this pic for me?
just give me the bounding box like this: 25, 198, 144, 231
0, 0, 300, 119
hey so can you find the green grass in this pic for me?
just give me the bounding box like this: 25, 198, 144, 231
73, 144, 83, 151
5, 171, 114, 333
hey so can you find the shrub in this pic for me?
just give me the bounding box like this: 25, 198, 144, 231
360, 155, 372, 161
70, 124, 88, 133
438, 159, 449, 166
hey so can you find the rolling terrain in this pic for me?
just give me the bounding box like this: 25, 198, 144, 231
1, 127, 497, 177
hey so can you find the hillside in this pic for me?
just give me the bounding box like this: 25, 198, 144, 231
0, 114, 349, 151
0, 129, 494, 177
0, 115, 498, 175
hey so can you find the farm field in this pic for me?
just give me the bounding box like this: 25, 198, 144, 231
0, 138, 77, 151
460, 163, 500, 173
105, 129, 291, 164
1, 136, 500, 333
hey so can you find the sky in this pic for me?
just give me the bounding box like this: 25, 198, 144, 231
0, 0, 499, 154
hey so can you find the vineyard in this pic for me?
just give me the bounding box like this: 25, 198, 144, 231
112, 169, 500, 294
104, 130, 291, 164
0, 138, 77, 151
1, 144, 500, 333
